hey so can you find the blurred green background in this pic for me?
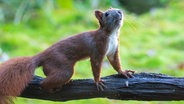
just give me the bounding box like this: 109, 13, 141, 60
0, 0, 184, 104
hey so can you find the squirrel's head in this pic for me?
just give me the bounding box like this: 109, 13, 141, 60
95, 8, 123, 31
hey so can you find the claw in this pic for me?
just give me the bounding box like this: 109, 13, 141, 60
120, 70, 135, 79
95, 80, 107, 91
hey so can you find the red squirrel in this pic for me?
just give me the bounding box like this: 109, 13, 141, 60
0, 8, 134, 103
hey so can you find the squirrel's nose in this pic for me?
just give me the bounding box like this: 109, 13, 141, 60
116, 10, 123, 20
117, 10, 122, 15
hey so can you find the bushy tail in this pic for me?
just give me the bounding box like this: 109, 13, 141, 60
0, 96, 14, 104
0, 56, 38, 104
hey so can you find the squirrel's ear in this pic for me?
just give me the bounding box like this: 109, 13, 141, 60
95, 10, 103, 20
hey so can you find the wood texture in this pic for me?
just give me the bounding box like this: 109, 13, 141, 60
20, 73, 184, 101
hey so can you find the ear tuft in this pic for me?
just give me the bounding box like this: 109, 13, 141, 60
95, 10, 103, 20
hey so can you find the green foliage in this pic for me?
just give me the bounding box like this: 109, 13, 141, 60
0, 0, 184, 104
169, 40, 184, 50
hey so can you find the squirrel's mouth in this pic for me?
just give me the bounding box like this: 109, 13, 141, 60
116, 18, 122, 22
115, 18, 123, 26
116, 16, 122, 21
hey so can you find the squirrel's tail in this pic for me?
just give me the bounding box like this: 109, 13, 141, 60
0, 56, 40, 104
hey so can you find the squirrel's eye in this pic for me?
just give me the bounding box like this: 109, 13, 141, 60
105, 12, 109, 17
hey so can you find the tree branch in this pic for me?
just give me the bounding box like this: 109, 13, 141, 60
20, 73, 184, 101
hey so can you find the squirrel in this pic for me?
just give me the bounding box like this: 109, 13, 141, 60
0, 8, 134, 104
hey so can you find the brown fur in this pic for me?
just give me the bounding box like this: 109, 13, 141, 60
0, 8, 134, 103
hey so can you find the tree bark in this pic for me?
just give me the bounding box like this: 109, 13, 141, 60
20, 73, 184, 101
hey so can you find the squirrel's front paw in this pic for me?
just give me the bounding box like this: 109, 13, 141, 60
119, 70, 135, 78
95, 80, 107, 91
